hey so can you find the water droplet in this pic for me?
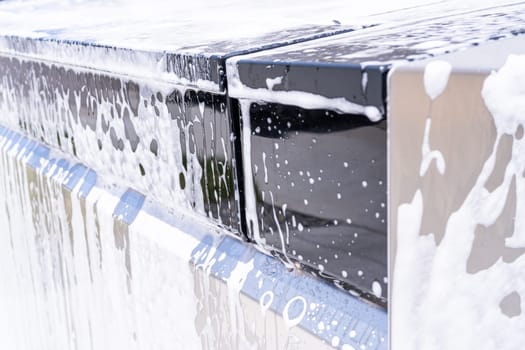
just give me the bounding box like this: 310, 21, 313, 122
331, 336, 340, 347
372, 281, 382, 297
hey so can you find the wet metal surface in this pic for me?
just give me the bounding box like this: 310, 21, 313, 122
242, 101, 387, 303
0, 55, 240, 231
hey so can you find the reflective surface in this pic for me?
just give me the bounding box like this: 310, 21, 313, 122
244, 101, 387, 303
0, 56, 240, 230
389, 37, 525, 349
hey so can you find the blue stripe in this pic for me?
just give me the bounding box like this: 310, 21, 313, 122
0, 125, 96, 199
190, 235, 387, 349
113, 189, 145, 224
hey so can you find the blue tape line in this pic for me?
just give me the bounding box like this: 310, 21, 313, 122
113, 189, 145, 224
190, 235, 387, 349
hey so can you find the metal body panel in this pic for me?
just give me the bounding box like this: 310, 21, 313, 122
240, 101, 387, 304
0, 55, 240, 231
389, 36, 525, 348
229, 3, 525, 304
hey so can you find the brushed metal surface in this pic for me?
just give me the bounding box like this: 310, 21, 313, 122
389, 36, 525, 347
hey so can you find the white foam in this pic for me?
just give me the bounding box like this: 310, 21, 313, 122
282, 296, 307, 329
226, 57, 382, 122
372, 281, 382, 298
265, 76, 283, 91
0, 54, 208, 228
259, 290, 274, 316
423, 60, 452, 100
0, 0, 467, 55
420, 118, 446, 176
0, 136, 204, 349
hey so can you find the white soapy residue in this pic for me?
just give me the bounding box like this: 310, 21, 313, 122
282, 296, 307, 329
226, 257, 255, 343
361, 71, 368, 92
0, 138, 205, 349
372, 281, 382, 298
419, 118, 446, 176
482, 55, 525, 136
262, 152, 268, 184
265, 76, 283, 91
129, 208, 203, 349
423, 60, 452, 100
420, 60, 449, 176
0, 55, 212, 227
342, 345, 356, 350
239, 100, 263, 244
393, 55, 525, 349
412, 40, 450, 50
0, 0, 441, 53
226, 57, 382, 122
331, 336, 340, 347
259, 290, 274, 316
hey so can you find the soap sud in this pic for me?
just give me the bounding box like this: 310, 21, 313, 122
227, 56, 383, 122
372, 281, 382, 298
0, 0, 453, 59
331, 335, 340, 347
361, 72, 368, 92
265, 76, 283, 91
0, 138, 204, 349
0, 54, 232, 231
240, 100, 263, 244
420, 118, 446, 176
282, 296, 307, 329
393, 55, 525, 349
227, 257, 255, 340
420, 61, 448, 176
259, 291, 274, 316
413, 40, 450, 50
423, 60, 452, 100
